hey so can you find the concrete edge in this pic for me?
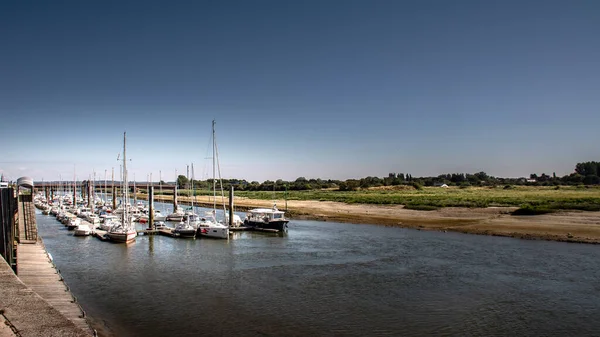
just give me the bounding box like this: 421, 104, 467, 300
0, 255, 91, 337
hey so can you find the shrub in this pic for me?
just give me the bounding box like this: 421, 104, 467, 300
411, 182, 423, 190
512, 204, 555, 216
404, 203, 439, 211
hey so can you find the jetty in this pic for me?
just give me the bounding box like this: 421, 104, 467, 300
0, 180, 94, 336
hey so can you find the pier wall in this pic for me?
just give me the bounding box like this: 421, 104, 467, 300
0, 255, 90, 337
0, 187, 92, 336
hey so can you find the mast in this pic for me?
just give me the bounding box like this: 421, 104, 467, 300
123, 132, 128, 227
73, 165, 76, 208
213, 120, 226, 215
212, 120, 216, 213
104, 169, 107, 205
191, 163, 194, 212
173, 169, 178, 213
133, 173, 137, 207
111, 167, 116, 210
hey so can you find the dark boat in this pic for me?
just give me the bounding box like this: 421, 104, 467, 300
243, 205, 289, 231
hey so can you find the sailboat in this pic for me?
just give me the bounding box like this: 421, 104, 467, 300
197, 120, 230, 239
106, 132, 137, 243
166, 170, 185, 222
174, 164, 199, 238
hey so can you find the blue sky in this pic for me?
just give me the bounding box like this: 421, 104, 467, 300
1, 0, 599, 182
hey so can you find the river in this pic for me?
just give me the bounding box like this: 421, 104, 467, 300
35, 204, 600, 336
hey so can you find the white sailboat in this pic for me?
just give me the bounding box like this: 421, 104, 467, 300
174, 164, 199, 238
107, 132, 137, 243
198, 120, 230, 239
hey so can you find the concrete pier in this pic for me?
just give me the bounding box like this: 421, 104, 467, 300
1, 182, 93, 336
15, 243, 93, 334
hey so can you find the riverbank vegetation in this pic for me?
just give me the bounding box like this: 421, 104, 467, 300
157, 185, 600, 212
174, 161, 600, 192
148, 161, 600, 212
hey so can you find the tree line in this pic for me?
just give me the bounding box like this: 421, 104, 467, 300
175, 161, 600, 191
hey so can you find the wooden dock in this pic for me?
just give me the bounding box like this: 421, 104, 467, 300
16, 242, 94, 335
92, 228, 108, 241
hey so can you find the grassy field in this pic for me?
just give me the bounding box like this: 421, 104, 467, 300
158, 185, 600, 212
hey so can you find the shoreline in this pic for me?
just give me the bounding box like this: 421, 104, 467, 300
139, 194, 600, 244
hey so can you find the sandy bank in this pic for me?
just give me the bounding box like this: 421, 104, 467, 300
147, 194, 600, 244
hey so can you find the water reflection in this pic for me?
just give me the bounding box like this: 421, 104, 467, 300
35, 209, 600, 337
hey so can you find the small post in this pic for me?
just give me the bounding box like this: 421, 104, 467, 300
45, 186, 49, 201
87, 183, 92, 208
133, 176, 137, 207
229, 185, 234, 227
285, 184, 288, 211
148, 186, 154, 230
112, 186, 117, 210
173, 184, 178, 213
88, 183, 93, 213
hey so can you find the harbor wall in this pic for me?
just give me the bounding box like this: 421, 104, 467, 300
0, 255, 90, 337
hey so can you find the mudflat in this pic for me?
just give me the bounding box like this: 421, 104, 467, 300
156, 194, 600, 244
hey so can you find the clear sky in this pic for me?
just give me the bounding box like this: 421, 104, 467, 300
1, 0, 599, 183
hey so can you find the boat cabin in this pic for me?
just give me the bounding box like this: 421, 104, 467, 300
246, 206, 286, 223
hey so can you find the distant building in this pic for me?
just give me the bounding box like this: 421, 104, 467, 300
526, 179, 537, 183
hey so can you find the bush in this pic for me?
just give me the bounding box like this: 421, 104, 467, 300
504, 185, 513, 190
411, 182, 423, 190
512, 204, 555, 216
404, 203, 439, 211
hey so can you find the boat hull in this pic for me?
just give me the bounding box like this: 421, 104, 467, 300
173, 229, 197, 238
107, 231, 137, 243
244, 220, 289, 231
198, 227, 229, 239
73, 229, 91, 236
166, 215, 185, 222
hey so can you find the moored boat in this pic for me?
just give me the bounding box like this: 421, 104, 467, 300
196, 120, 229, 239
74, 224, 92, 236
67, 218, 81, 230
106, 224, 137, 243
173, 220, 197, 238
107, 131, 137, 244
244, 204, 289, 231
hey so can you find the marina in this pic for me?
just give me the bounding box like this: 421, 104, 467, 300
33, 209, 600, 337
2, 2, 600, 336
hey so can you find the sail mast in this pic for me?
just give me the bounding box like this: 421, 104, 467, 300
212, 120, 216, 213
123, 132, 128, 227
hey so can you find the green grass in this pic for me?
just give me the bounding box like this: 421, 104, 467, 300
231, 186, 600, 211
137, 186, 600, 212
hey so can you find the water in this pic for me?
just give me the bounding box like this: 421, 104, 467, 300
35, 206, 600, 336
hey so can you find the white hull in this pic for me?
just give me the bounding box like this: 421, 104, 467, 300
107, 230, 137, 243
166, 215, 185, 222
74, 225, 92, 236
198, 225, 229, 239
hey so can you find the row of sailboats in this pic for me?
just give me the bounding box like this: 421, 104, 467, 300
37, 120, 238, 243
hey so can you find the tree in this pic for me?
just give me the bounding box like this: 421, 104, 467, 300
575, 162, 600, 176
583, 175, 600, 185
176, 175, 189, 189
